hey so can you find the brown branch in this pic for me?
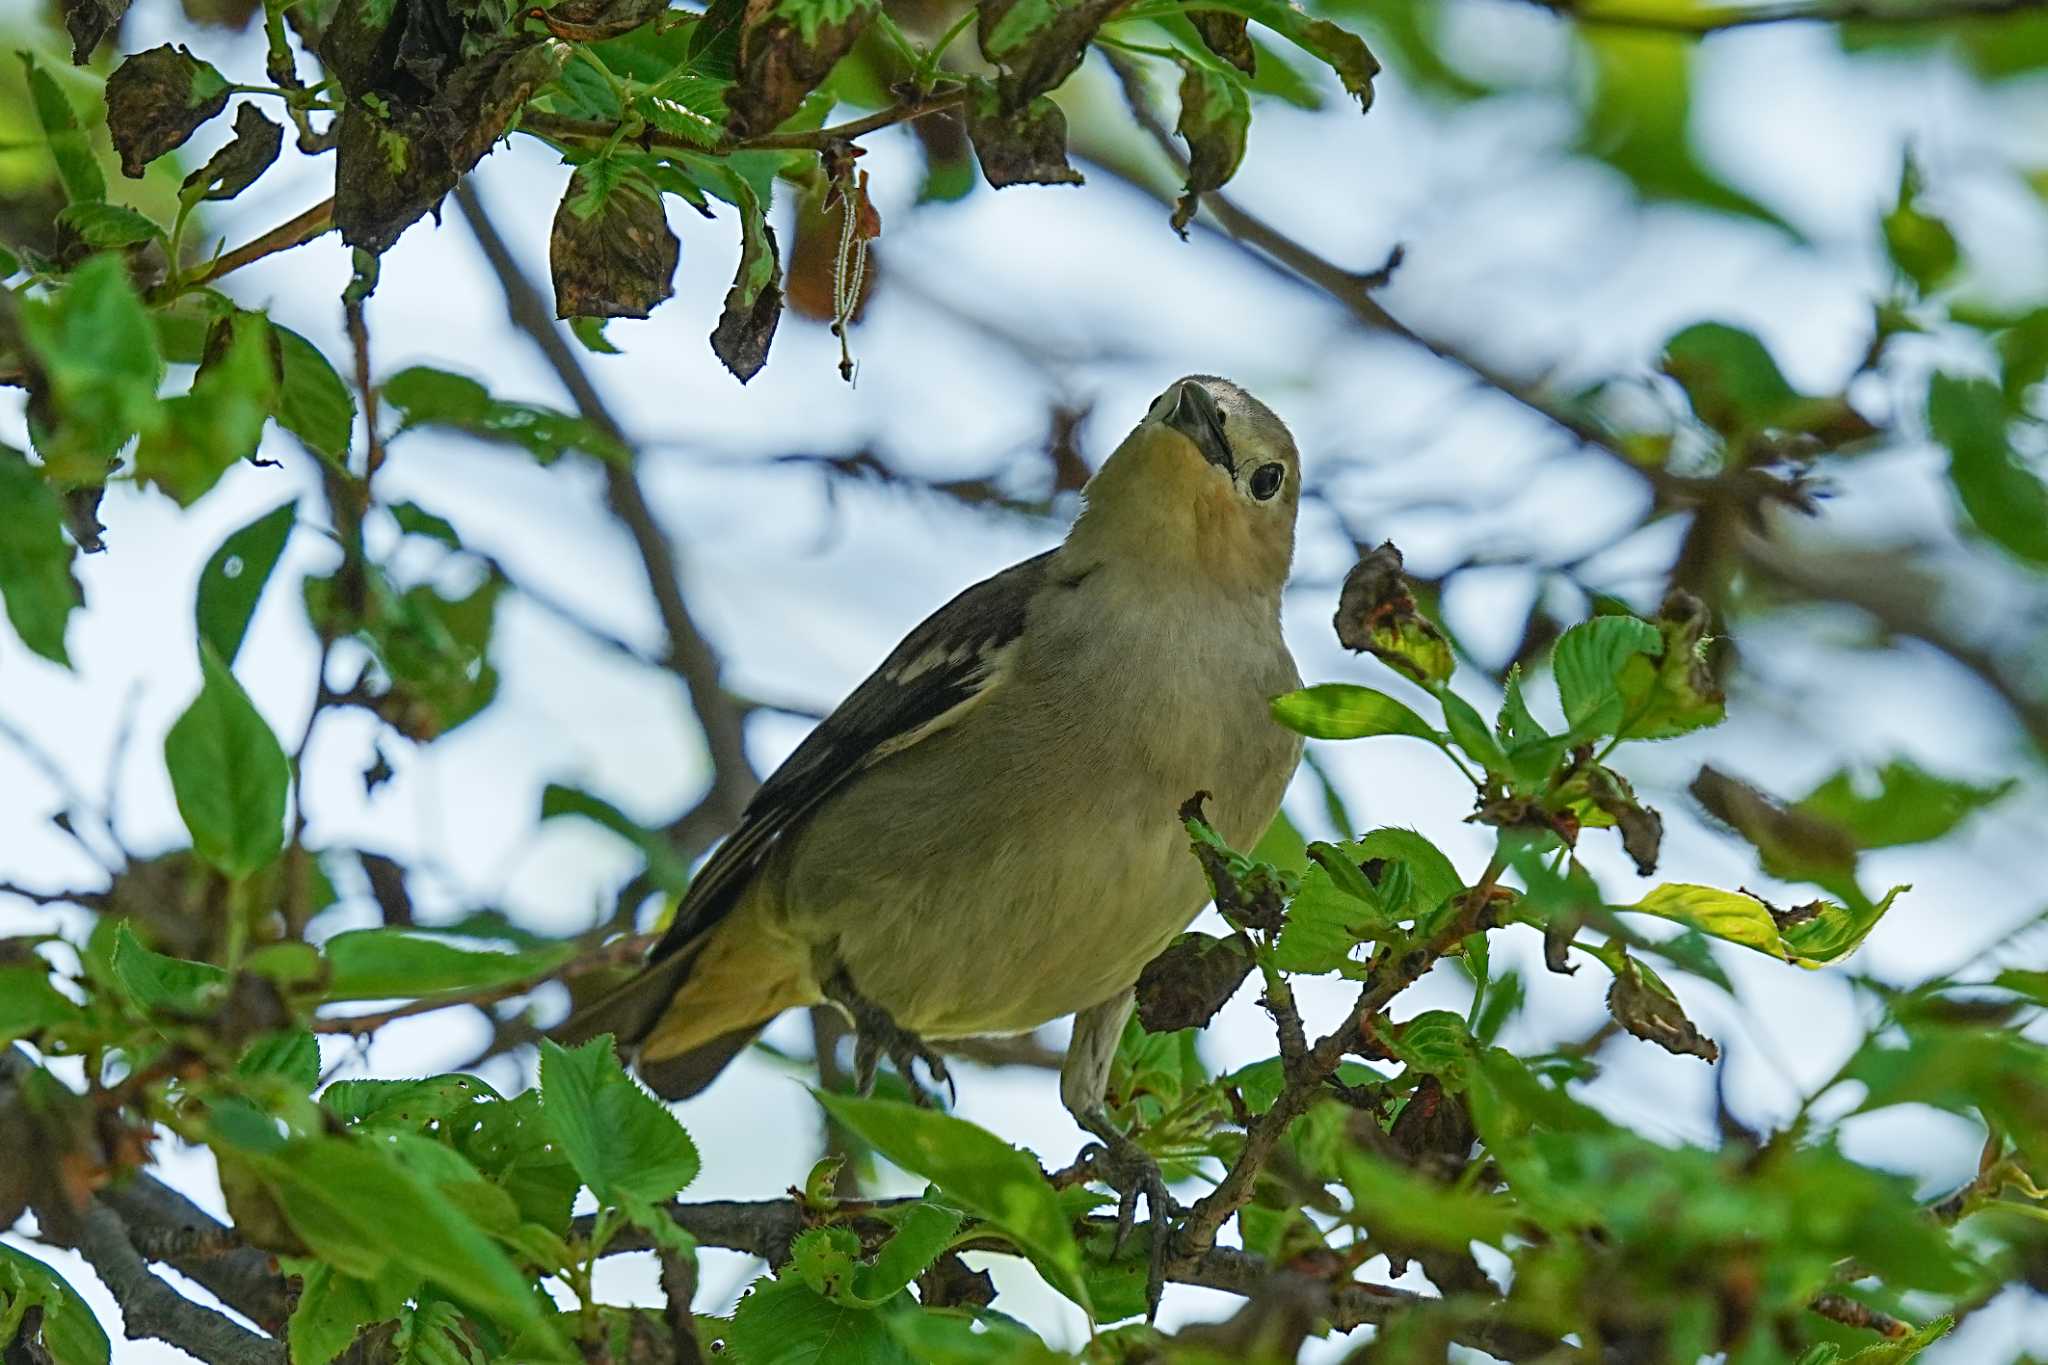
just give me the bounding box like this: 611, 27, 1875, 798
63, 1204, 287, 1364
576, 1198, 1555, 1357
516, 88, 968, 158
1528, 0, 2048, 33
173, 197, 335, 297
452, 178, 761, 835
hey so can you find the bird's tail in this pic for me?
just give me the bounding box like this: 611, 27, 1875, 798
551, 927, 801, 1100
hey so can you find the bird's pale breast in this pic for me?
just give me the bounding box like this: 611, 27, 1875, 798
762, 562, 1302, 1037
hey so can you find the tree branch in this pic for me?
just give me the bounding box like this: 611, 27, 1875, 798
452, 178, 761, 838
62, 1204, 287, 1365
516, 89, 968, 159
1527, 0, 2048, 33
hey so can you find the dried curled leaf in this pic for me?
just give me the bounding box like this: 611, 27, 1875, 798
1333, 541, 1454, 686
332, 42, 563, 253
965, 80, 1083, 189
1189, 11, 1255, 75
1172, 60, 1249, 237
550, 165, 679, 321
981, 0, 1125, 112
60, 0, 130, 64
710, 174, 783, 381
182, 103, 283, 202
1607, 955, 1718, 1062
104, 44, 231, 178
1583, 764, 1663, 876
1134, 931, 1255, 1032
725, 0, 877, 138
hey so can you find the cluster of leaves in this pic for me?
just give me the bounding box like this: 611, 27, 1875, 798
1, 0, 1386, 390
2, 512, 2038, 1363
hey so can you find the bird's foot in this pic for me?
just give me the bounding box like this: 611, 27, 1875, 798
823, 969, 954, 1108
1079, 1107, 1178, 1321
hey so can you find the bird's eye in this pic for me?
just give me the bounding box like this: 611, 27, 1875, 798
1248, 462, 1285, 501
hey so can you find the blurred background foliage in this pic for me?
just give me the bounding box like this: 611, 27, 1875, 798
2, 0, 2048, 1356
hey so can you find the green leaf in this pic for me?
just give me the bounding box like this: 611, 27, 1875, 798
1269, 684, 1437, 742
449, 1089, 582, 1235
0, 1242, 112, 1365
1171, 59, 1249, 236
164, 640, 290, 878
135, 311, 279, 506
1928, 371, 2048, 566
0, 961, 86, 1044
321, 1075, 503, 1131
288, 1259, 419, 1365
19, 52, 105, 204
238, 1135, 566, 1358
1796, 759, 2012, 849
0, 449, 77, 666
1436, 685, 1506, 772
321, 929, 576, 1001
238, 1029, 321, 1089
725, 1276, 913, 1365
1622, 883, 1905, 969
276, 326, 356, 463
1661, 321, 1800, 435
109, 922, 227, 1015
17, 253, 162, 473
1552, 615, 1662, 740
1274, 844, 1398, 973
103, 44, 231, 178
813, 1092, 1090, 1312
391, 502, 462, 548
1842, 1315, 1952, 1362
570, 316, 622, 354
539, 1035, 702, 1206
1882, 153, 1958, 294
383, 366, 629, 465
1389, 1009, 1475, 1086
197, 499, 296, 665
54, 201, 162, 248
885, 1308, 1065, 1363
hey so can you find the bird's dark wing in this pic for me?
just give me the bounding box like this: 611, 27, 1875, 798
646, 548, 1057, 966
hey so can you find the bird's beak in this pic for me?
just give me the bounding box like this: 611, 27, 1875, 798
1162, 381, 1234, 475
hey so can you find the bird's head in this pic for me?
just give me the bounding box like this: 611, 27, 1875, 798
1068, 375, 1300, 598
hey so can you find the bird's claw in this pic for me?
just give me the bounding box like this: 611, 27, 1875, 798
1080, 1127, 1178, 1320
851, 1027, 954, 1108
827, 968, 955, 1108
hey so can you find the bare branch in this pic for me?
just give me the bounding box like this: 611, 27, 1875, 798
66, 1205, 286, 1364
1528, 0, 2047, 34
452, 179, 761, 838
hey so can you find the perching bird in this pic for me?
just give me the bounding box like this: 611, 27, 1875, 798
559, 375, 1302, 1236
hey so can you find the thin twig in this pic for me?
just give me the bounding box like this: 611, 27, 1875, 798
452, 178, 761, 832
517, 88, 968, 159
1529, 0, 2047, 33
156, 197, 336, 300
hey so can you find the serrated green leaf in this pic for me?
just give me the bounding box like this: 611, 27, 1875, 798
109, 921, 228, 1015
813, 1092, 1089, 1312
726, 1276, 913, 1365
1552, 615, 1662, 740
54, 200, 162, 248
1796, 759, 2012, 850
20, 52, 105, 204
238, 1029, 321, 1089
288, 1259, 419, 1365
540, 1035, 701, 1206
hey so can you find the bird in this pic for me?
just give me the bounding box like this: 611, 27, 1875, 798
557, 375, 1303, 1274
